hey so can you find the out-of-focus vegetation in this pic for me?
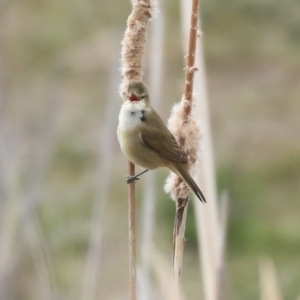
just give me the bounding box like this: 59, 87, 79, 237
0, 0, 299, 300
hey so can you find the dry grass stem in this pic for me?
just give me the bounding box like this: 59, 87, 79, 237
24, 215, 54, 300
128, 160, 137, 299
139, 3, 164, 298
120, 1, 157, 299
163, 0, 202, 297
180, 0, 225, 299
0, 80, 59, 298
0, 190, 22, 291
172, 198, 189, 300
81, 59, 119, 300
183, 0, 201, 114
20, 85, 60, 300
150, 248, 187, 300
192, 43, 219, 300
216, 191, 229, 300
259, 257, 283, 300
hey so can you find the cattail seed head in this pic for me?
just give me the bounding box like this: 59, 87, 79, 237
164, 96, 202, 201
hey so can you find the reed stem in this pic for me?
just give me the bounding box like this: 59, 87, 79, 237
172, 0, 201, 297
128, 161, 136, 300
120, 3, 156, 298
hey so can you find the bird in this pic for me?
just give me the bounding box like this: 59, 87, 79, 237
117, 81, 206, 203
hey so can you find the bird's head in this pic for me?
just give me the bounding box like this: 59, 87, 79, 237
126, 81, 150, 105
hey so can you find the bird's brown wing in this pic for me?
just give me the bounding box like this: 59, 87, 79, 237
140, 116, 187, 164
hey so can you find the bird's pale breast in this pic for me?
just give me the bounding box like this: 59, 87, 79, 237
117, 124, 164, 170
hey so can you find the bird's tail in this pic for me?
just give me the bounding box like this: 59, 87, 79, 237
171, 163, 206, 203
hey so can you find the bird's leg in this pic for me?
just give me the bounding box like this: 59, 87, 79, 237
126, 169, 149, 184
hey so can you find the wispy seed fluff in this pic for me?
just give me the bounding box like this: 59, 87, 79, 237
164, 96, 203, 201
119, 0, 157, 99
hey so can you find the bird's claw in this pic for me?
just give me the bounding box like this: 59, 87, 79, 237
126, 175, 140, 184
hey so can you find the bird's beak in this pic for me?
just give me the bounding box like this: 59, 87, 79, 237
129, 92, 140, 102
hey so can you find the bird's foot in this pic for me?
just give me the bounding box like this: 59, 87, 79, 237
126, 175, 140, 184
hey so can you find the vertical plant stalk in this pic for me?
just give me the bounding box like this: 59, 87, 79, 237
172, 198, 189, 300
184, 0, 200, 112
120, 1, 156, 299
169, 0, 201, 296
150, 247, 188, 300
139, 2, 164, 298
216, 191, 229, 300
259, 257, 283, 300
81, 57, 119, 300
128, 161, 136, 300
180, 0, 221, 298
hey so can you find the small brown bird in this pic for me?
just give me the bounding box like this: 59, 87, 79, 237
117, 81, 206, 203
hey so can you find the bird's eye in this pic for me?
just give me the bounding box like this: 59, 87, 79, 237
141, 95, 145, 99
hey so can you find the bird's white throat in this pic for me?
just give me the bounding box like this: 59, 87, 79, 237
118, 100, 148, 131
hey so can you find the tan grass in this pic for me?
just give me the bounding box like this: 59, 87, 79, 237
180, 0, 227, 299
259, 257, 283, 300
163, 0, 202, 298
139, 2, 165, 298
120, 1, 157, 299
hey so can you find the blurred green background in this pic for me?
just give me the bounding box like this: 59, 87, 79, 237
0, 0, 299, 299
